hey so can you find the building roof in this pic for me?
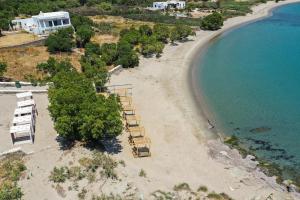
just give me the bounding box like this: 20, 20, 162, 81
32, 11, 69, 20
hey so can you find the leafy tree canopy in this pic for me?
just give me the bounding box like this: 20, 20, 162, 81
200, 12, 224, 30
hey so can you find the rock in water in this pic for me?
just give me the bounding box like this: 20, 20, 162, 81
249, 127, 271, 133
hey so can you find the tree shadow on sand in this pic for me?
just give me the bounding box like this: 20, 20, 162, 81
56, 135, 123, 155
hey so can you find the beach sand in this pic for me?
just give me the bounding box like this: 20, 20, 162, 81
1, 1, 300, 199
109, 1, 300, 199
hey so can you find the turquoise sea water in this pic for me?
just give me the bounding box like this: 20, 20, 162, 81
197, 3, 300, 180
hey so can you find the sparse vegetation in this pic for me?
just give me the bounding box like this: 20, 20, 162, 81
0, 152, 26, 200
139, 169, 146, 177
49, 166, 68, 183
78, 188, 87, 199
173, 182, 191, 191
198, 185, 208, 192
0, 61, 7, 78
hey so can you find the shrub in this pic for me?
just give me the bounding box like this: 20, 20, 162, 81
49, 167, 68, 183
173, 183, 191, 191
67, 166, 85, 181
201, 12, 224, 31
198, 185, 208, 192
139, 169, 146, 177
76, 25, 95, 48
0, 183, 23, 200
0, 61, 7, 78
45, 27, 75, 53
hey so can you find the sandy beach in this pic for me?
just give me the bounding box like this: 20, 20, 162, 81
109, 0, 300, 199
1, 1, 300, 199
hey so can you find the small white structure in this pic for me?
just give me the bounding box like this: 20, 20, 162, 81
16, 91, 33, 101
152, 0, 186, 10
13, 115, 35, 127
17, 99, 35, 108
14, 106, 35, 117
12, 11, 72, 35
10, 124, 34, 145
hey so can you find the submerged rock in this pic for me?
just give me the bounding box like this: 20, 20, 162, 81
250, 126, 271, 133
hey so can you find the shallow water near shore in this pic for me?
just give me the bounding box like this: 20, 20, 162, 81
196, 3, 300, 181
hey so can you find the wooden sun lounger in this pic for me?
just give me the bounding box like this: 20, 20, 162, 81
113, 88, 130, 97
127, 126, 145, 136
125, 115, 141, 127
120, 96, 132, 104
122, 104, 135, 117
132, 138, 151, 158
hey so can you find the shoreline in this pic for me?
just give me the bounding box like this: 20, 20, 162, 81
109, 1, 300, 199
187, 0, 300, 141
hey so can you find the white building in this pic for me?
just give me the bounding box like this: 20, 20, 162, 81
152, 0, 186, 10
12, 11, 72, 35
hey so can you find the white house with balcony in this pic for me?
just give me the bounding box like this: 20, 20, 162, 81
152, 0, 186, 10
12, 11, 72, 35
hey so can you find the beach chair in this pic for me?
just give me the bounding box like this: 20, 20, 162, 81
16, 91, 33, 101
17, 99, 35, 108
125, 114, 141, 127
120, 96, 132, 104
128, 126, 146, 145
10, 124, 34, 145
113, 88, 130, 97
122, 104, 135, 117
132, 137, 151, 158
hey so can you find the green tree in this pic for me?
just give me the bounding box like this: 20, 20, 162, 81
79, 0, 87, 6
81, 55, 108, 89
139, 25, 152, 36
101, 43, 118, 65
45, 27, 75, 53
0, 61, 7, 78
0, 18, 9, 37
37, 57, 74, 77
175, 24, 195, 40
119, 28, 140, 45
84, 42, 101, 56
117, 41, 139, 68
153, 24, 170, 43
76, 25, 94, 48
200, 12, 224, 30
71, 14, 93, 31
170, 28, 179, 43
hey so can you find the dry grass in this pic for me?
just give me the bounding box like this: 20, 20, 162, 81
91, 34, 119, 44
90, 15, 154, 31
0, 46, 81, 81
90, 15, 154, 45
0, 33, 39, 48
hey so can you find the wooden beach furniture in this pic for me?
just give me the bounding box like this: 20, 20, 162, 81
128, 126, 146, 145
12, 115, 35, 127
113, 88, 129, 97
16, 91, 33, 101
132, 137, 151, 158
17, 99, 35, 108
125, 114, 141, 127
10, 124, 34, 145
14, 106, 35, 117
122, 104, 135, 117
120, 96, 132, 104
